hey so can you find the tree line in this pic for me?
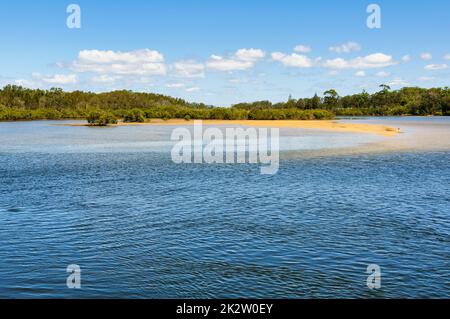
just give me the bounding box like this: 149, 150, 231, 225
233, 85, 450, 116
0, 84, 448, 125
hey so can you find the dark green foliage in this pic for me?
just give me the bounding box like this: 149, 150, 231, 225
231, 87, 450, 116
247, 108, 333, 120
124, 108, 146, 123
87, 110, 118, 126
0, 85, 448, 122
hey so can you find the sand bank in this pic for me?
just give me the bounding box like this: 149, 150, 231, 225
64, 119, 400, 137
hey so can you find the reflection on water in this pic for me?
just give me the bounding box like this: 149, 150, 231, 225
0, 118, 449, 298
0, 120, 385, 154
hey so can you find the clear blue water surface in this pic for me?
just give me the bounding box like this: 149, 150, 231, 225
0, 118, 449, 298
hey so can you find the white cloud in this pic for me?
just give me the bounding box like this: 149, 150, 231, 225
14, 79, 34, 87
420, 52, 433, 60
376, 71, 390, 77
173, 60, 205, 78
271, 52, 314, 68
207, 56, 253, 71
329, 42, 361, 54
91, 74, 121, 84
185, 87, 200, 92
206, 48, 265, 71
293, 44, 311, 53
37, 73, 78, 85
424, 64, 448, 70
401, 55, 411, 62
444, 54, 450, 60
71, 49, 167, 76
76, 49, 164, 64
355, 70, 366, 77
166, 83, 185, 88
234, 48, 266, 62
323, 53, 396, 69
388, 78, 409, 87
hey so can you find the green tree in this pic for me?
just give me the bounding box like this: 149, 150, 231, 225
87, 110, 118, 126
379, 84, 391, 93
323, 89, 339, 109
310, 93, 321, 109
124, 108, 146, 122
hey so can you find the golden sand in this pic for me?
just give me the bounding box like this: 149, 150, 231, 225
55, 119, 450, 156
99, 119, 400, 137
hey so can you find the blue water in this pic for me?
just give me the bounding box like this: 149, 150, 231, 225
0, 119, 449, 298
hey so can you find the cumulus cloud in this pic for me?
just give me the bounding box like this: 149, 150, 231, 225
207, 56, 253, 71
206, 48, 265, 71
271, 52, 315, 68
355, 70, 366, 77
420, 52, 433, 61
90, 75, 121, 84
71, 49, 167, 76
234, 48, 266, 61
445, 54, 450, 60
77, 49, 163, 64
293, 44, 311, 53
323, 53, 396, 69
329, 42, 361, 54
173, 60, 205, 78
33, 73, 78, 85
424, 64, 448, 70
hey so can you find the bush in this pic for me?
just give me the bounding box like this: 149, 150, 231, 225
386, 105, 409, 116
124, 108, 146, 122
87, 110, 118, 126
312, 109, 334, 120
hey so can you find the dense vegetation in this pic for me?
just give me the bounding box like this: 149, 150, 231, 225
86, 110, 118, 126
0, 85, 448, 124
233, 86, 450, 116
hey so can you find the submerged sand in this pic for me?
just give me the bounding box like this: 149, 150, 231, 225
282, 119, 450, 158
56, 118, 449, 157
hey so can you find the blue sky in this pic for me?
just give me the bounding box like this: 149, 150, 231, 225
0, 0, 449, 106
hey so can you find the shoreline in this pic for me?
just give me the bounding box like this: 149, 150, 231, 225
59, 119, 400, 137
